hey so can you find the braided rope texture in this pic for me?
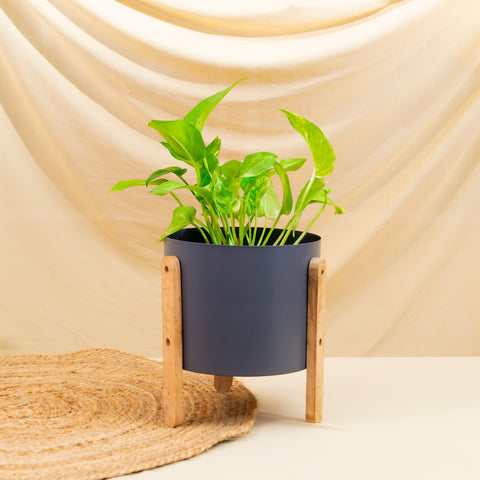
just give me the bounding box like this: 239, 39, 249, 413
0, 348, 257, 479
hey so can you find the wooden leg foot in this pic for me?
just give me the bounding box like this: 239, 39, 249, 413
306, 258, 326, 424
214, 375, 233, 393
162, 256, 184, 427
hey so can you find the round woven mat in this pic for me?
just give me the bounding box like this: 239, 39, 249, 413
0, 348, 257, 480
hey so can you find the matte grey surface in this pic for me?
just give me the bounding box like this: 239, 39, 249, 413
164, 228, 320, 376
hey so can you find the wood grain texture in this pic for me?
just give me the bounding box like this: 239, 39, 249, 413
161, 256, 184, 427
214, 375, 233, 393
306, 258, 326, 423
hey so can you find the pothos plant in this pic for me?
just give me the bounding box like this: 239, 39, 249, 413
110, 79, 343, 246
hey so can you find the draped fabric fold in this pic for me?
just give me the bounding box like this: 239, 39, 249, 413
1, 0, 479, 356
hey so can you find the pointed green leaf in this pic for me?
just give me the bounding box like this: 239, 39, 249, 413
240, 176, 255, 192
291, 177, 325, 226
273, 162, 293, 215
257, 180, 280, 219
150, 181, 213, 203
158, 206, 196, 242
222, 160, 242, 181
240, 152, 278, 178
244, 176, 269, 216
306, 184, 344, 214
304, 179, 328, 205
109, 178, 166, 192
206, 137, 221, 156
146, 167, 187, 186
205, 152, 219, 176
280, 158, 307, 172
212, 175, 241, 215
302, 177, 325, 206
212, 176, 233, 214
109, 179, 148, 192
280, 110, 335, 177
184, 79, 246, 132
160, 142, 186, 162
188, 185, 213, 203
197, 166, 211, 187
149, 119, 205, 166
150, 180, 184, 196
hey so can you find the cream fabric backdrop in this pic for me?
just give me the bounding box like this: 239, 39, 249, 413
1, 0, 479, 356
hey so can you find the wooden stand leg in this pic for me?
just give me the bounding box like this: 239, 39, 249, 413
161, 256, 184, 427
306, 258, 326, 423
214, 375, 233, 393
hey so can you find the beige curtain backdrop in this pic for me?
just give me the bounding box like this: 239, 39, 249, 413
1, 0, 479, 357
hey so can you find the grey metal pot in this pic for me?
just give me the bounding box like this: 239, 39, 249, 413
164, 228, 320, 376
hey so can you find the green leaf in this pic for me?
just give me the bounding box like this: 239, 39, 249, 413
198, 166, 212, 187
306, 183, 344, 214
149, 119, 205, 166
240, 152, 278, 178
205, 152, 219, 176
303, 178, 327, 205
212, 176, 240, 215
280, 110, 335, 177
150, 180, 185, 196
160, 142, 186, 162
240, 176, 255, 192
280, 158, 307, 172
150, 181, 213, 203
301, 177, 325, 206
222, 160, 242, 181
188, 185, 213, 203
273, 162, 293, 215
257, 180, 280, 219
211, 177, 232, 214
244, 176, 269, 216
109, 179, 148, 192
145, 167, 187, 186
158, 206, 196, 242
206, 137, 221, 156
184, 79, 246, 132
109, 178, 165, 192
290, 177, 325, 227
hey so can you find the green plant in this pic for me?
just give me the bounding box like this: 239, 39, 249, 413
110, 79, 343, 245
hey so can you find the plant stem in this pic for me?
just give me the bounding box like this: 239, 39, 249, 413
192, 222, 210, 244
238, 200, 245, 245
253, 210, 258, 245
230, 213, 239, 244
200, 205, 216, 242
170, 192, 184, 207
293, 201, 328, 245
194, 163, 202, 186
245, 218, 252, 245
275, 171, 317, 246
273, 214, 296, 246
278, 224, 295, 246
261, 211, 282, 246
203, 205, 225, 244
219, 213, 232, 244
170, 191, 207, 230
257, 216, 268, 245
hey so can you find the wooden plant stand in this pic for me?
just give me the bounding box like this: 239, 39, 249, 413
161, 256, 326, 428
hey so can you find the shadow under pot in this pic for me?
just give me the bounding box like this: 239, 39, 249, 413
164, 228, 321, 376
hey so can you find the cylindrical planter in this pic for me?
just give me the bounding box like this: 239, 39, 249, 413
164, 228, 320, 376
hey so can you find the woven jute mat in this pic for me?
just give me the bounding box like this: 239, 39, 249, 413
0, 348, 257, 479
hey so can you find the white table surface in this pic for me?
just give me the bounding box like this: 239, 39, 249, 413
121, 358, 480, 480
